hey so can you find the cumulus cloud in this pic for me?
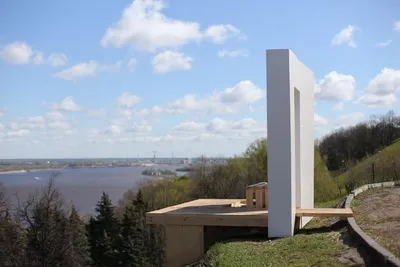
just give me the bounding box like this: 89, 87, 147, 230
314, 113, 328, 126
354, 68, 400, 107
0, 42, 68, 67
315, 71, 356, 101
46, 111, 66, 121
32, 52, 44, 64
48, 53, 68, 66
116, 92, 142, 108
48, 121, 71, 130
173, 121, 206, 133
7, 129, 31, 138
101, 0, 242, 51
335, 112, 364, 127
332, 25, 359, 48
105, 125, 122, 134
168, 80, 264, 114
217, 49, 248, 58
50, 96, 83, 111
53, 60, 120, 81
0, 42, 33, 64
152, 50, 192, 74
125, 121, 152, 133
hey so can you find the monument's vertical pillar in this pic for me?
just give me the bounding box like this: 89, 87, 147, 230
267, 49, 314, 237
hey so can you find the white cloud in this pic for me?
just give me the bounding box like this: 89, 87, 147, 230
127, 58, 137, 72
314, 113, 328, 126
394, 21, 400, 32
217, 49, 248, 58
50, 96, 83, 111
332, 102, 344, 111
355, 68, 400, 107
168, 80, 264, 114
332, 25, 359, 48
87, 108, 106, 118
53, 60, 120, 81
203, 24, 240, 44
135, 105, 163, 116
48, 53, 68, 66
105, 125, 122, 134
315, 71, 356, 101
101, 0, 242, 51
126, 121, 152, 133
32, 52, 44, 64
173, 121, 206, 133
28, 116, 45, 124
116, 92, 142, 108
0, 123, 4, 132
205, 118, 264, 138
0, 107, 7, 117
376, 40, 392, 47
48, 121, 71, 130
335, 112, 364, 127
354, 93, 397, 107
152, 50, 192, 74
7, 129, 31, 138
0, 42, 33, 64
219, 80, 264, 104
365, 68, 400, 96
46, 111, 66, 121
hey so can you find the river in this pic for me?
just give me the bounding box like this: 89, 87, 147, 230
0, 165, 185, 217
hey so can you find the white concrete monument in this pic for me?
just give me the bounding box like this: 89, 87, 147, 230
267, 49, 315, 237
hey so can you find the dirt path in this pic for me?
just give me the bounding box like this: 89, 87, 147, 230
352, 187, 400, 259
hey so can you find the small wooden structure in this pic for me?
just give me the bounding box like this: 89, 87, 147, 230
146, 182, 354, 267
246, 182, 268, 208
147, 199, 268, 267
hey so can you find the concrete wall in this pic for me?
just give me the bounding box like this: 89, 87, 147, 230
267, 49, 315, 237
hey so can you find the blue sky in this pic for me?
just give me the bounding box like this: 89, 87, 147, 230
0, 0, 399, 159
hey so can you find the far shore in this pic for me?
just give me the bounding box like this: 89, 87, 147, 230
0, 168, 62, 175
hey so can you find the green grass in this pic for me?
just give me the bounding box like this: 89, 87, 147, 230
337, 139, 400, 190
196, 199, 357, 267
207, 232, 344, 267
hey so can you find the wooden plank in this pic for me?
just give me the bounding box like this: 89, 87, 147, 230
147, 213, 268, 227
255, 190, 263, 208
296, 208, 353, 217
246, 190, 253, 208
165, 225, 204, 267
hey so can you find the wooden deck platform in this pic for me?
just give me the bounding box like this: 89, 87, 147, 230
146, 199, 353, 227
146, 199, 354, 267
147, 199, 269, 227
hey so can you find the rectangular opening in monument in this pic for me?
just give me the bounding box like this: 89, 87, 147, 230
294, 88, 301, 208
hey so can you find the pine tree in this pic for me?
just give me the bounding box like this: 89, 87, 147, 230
87, 192, 121, 267
118, 189, 147, 267
65, 205, 91, 267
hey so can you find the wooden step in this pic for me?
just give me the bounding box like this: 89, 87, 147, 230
296, 208, 353, 217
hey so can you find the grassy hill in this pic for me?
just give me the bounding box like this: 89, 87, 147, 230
337, 138, 400, 192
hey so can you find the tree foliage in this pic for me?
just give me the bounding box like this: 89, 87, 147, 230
318, 110, 400, 173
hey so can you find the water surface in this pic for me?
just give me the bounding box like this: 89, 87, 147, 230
0, 165, 183, 216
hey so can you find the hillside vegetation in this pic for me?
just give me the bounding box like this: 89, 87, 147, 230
318, 111, 400, 175
338, 138, 400, 192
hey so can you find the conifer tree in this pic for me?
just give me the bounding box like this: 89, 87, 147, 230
87, 192, 120, 267
65, 205, 91, 267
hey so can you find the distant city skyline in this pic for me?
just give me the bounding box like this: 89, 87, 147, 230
1, 0, 400, 158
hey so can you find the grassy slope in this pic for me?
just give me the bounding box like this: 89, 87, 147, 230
198, 199, 358, 267
337, 139, 400, 189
